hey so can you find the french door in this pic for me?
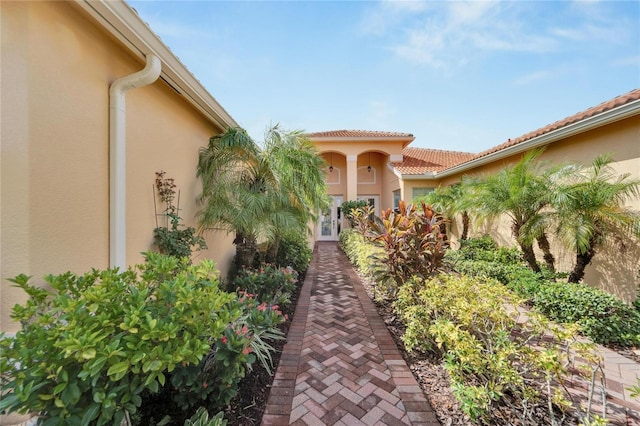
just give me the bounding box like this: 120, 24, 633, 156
317, 196, 343, 241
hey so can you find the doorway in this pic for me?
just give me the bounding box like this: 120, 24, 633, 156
317, 196, 343, 241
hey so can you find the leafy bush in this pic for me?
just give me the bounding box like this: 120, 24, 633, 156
228, 264, 299, 306
458, 235, 498, 253
154, 225, 207, 259
450, 237, 640, 347
535, 281, 640, 347
274, 231, 313, 274
166, 291, 284, 413
0, 253, 235, 425
0, 253, 287, 425
453, 259, 544, 300
395, 274, 599, 423
339, 229, 383, 276
339, 229, 393, 299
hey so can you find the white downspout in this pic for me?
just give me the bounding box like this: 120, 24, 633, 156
109, 54, 161, 268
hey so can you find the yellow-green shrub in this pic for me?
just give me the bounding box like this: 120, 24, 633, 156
396, 274, 597, 423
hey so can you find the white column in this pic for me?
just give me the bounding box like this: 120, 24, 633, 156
346, 155, 358, 201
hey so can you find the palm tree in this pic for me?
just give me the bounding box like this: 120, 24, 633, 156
260, 125, 329, 261
469, 149, 556, 273
197, 125, 329, 269
548, 154, 640, 283
422, 182, 471, 241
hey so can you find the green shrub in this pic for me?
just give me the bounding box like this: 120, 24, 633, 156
0, 253, 236, 425
395, 274, 597, 423
153, 224, 207, 259
452, 236, 522, 265
228, 264, 299, 306
274, 231, 312, 274
453, 259, 543, 300
0, 253, 286, 425
458, 235, 498, 253
535, 281, 640, 347
339, 229, 384, 277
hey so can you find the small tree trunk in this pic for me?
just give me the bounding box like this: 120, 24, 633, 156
536, 232, 555, 272
514, 222, 540, 273
461, 211, 470, 240
265, 234, 281, 264
568, 236, 598, 283
519, 242, 541, 273
234, 233, 258, 268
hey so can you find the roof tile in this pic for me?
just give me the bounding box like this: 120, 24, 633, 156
306, 129, 414, 138
467, 88, 640, 164
394, 148, 475, 175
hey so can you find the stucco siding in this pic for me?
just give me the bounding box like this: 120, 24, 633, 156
1, 1, 235, 332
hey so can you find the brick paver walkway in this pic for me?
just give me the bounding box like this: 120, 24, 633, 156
262, 242, 439, 425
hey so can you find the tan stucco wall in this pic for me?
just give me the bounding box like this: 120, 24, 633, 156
416, 115, 640, 303
322, 152, 347, 197
1, 1, 235, 332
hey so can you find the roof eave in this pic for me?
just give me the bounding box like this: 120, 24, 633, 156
398, 173, 439, 180
435, 97, 640, 178
74, 0, 238, 131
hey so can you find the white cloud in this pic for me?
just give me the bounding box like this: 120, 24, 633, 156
359, 0, 429, 36
386, 2, 559, 68
365, 0, 631, 69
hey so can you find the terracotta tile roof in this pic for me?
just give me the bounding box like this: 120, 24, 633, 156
306, 129, 414, 138
466, 88, 640, 165
394, 147, 475, 175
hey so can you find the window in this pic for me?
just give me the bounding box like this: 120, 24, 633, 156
393, 190, 401, 209
412, 187, 434, 201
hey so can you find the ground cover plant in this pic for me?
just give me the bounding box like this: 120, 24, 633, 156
0, 253, 286, 426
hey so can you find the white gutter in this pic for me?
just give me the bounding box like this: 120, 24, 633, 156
395, 97, 640, 181
109, 54, 161, 268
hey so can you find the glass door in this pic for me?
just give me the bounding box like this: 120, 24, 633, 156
317, 196, 343, 241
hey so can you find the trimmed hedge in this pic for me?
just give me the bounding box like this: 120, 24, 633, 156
535, 281, 640, 347
449, 237, 640, 347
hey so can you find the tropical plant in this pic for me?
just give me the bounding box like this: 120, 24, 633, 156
544, 154, 640, 283
340, 199, 369, 227
419, 179, 472, 240
467, 149, 557, 273
353, 200, 448, 296
197, 126, 328, 272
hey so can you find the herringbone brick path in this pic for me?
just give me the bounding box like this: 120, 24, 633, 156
262, 242, 439, 425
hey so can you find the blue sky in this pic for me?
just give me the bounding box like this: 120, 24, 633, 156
129, 0, 639, 153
